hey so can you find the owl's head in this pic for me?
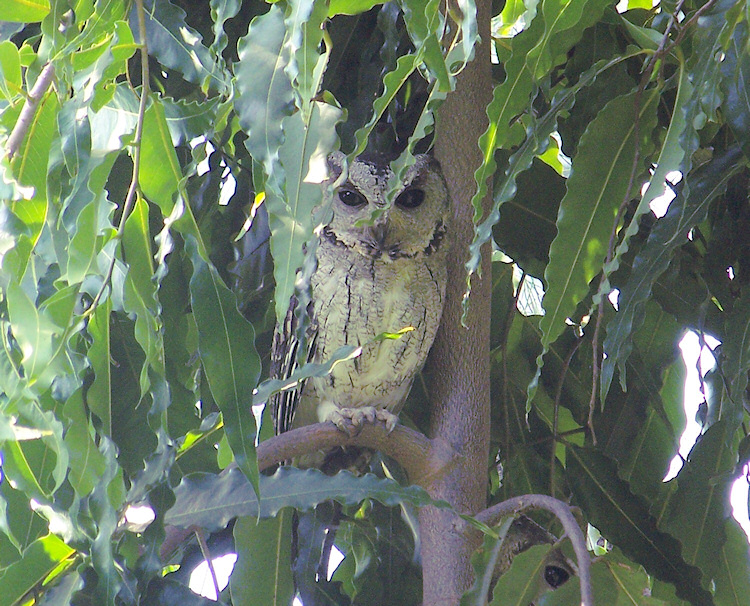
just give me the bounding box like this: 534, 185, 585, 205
323, 151, 449, 261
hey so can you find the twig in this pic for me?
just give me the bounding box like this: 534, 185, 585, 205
84, 0, 151, 316
552, 336, 583, 486
5, 62, 56, 161
474, 494, 593, 606
194, 526, 221, 600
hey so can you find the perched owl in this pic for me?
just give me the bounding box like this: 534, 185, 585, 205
271, 152, 449, 437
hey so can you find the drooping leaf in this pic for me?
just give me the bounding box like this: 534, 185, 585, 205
566, 447, 714, 605
601, 145, 746, 398
231, 511, 295, 606
139, 99, 181, 215
660, 420, 737, 591
186, 238, 261, 495
540, 88, 658, 359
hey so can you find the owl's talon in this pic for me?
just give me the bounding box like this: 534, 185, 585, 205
327, 407, 398, 435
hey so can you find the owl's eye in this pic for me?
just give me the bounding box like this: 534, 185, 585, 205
338, 189, 367, 208
395, 188, 425, 209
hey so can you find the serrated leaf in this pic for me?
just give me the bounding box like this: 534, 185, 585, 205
540, 89, 658, 354
566, 446, 713, 605
231, 511, 295, 606
123, 196, 165, 401
601, 145, 745, 398
599, 61, 692, 327
186, 237, 261, 495
235, 4, 294, 186
352, 52, 421, 158
466, 52, 641, 325
660, 420, 737, 589
166, 466, 451, 531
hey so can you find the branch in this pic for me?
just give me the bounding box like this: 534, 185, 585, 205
256, 420, 460, 487
4, 62, 56, 161
474, 495, 593, 606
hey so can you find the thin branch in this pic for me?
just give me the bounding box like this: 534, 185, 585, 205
194, 526, 221, 600
256, 421, 461, 487
4, 62, 56, 161
85, 0, 151, 317
473, 494, 593, 606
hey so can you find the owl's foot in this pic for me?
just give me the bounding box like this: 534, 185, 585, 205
328, 407, 399, 436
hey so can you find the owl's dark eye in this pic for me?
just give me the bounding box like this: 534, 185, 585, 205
338, 189, 367, 208
395, 188, 425, 209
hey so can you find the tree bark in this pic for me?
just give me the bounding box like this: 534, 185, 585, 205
419, 0, 493, 603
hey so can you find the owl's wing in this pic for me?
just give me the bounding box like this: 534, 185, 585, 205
270, 295, 317, 434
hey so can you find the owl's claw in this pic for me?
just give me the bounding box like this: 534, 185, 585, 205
328, 407, 399, 436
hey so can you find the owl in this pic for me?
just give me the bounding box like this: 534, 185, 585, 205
271, 151, 449, 437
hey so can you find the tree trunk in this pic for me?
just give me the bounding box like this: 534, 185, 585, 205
419, 0, 493, 604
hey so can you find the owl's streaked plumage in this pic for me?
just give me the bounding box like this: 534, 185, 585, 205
271, 152, 449, 436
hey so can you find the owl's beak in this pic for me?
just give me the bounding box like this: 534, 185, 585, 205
369, 222, 389, 249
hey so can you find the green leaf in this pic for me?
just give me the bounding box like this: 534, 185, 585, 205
718, 287, 750, 419
267, 102, 342, 323
139, 99, 181, 215
566, 447, 713, 605
187, 237, 261, 495
489, 543, 550, 606
0, 534, 75, 606
460, 518, 514, 606
352, 52, 422, 158
540, 89, 658, 355
660, 420, 737, 589
713, 518, 750, 606
131, 0, 228, 92
122, 196, 165, 403
601, 145, 746, 398
62, 389, 107, 497
231, 511, 295, 606
1, 0, 50, 23
328, 0, 382, 16
0, 41, 22, 100
235, 4, 293, 185
86, 298, 112, 436
166, 466, 451, 531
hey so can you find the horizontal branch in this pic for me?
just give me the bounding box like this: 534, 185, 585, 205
256, 420, 461, 487
474, 494, 593, 606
